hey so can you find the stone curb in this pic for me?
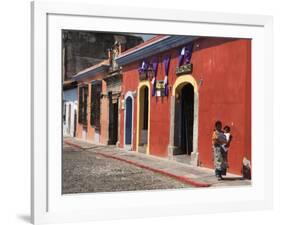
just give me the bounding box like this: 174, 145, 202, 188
64, 140, 211, 188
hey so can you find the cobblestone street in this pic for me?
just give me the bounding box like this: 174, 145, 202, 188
63, 143, 192, 194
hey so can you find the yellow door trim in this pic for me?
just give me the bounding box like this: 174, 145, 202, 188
136, 81, 151, 155
172, 75, 198, 96
171, 74, 199, 164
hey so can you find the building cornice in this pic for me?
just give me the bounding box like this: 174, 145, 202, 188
116, 36, 198, 66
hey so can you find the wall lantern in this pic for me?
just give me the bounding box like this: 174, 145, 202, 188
139, 65, 155, 81
198, 78, 203, 86
146, 65, 155, 81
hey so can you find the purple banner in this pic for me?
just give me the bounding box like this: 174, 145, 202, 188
151, 57, 158, 96
178, 47, 185, 66
138, 59, 148, 73
185, 44, 193, 64
163, 55, 171, 96
163, 55, 170, 76
178, 44, 193, 66
152, 58, 158, 75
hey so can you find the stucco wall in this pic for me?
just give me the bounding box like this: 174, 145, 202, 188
63, 88, 78, 137
192, 38, 251, 174
76, 74, 107, 143
120, 37, 251, 175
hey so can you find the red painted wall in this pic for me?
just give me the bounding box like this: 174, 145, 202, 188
192, 38, 251, 174
121, 50, 179, 157
120, 63, 139, 150
120, 37, 251, 175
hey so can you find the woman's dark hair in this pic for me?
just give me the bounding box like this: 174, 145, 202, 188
215, 120, 222, 128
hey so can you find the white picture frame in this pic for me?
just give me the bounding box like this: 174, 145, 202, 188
31, 1, 273, 224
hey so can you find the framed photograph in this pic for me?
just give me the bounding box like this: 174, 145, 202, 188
31, 1, 273, 224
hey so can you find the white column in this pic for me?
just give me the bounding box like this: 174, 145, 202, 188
168, 96, 177, 159
191, 92, 199, 166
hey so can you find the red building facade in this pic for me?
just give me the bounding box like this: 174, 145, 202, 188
117, 36, 251, 175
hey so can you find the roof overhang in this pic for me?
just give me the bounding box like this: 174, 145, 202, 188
73, 64, 109, 81
116, 36, 198, 66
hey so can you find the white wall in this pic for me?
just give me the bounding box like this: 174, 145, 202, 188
0, 0, 280, 225
63, 88, 78, 137
63, 88, 77, 102
63, 101, 78, 137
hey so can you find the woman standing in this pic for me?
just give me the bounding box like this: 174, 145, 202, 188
212, 121, 227, 180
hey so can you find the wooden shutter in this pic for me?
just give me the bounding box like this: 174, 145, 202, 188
90, 80, 102, 130
78, 85, 88, 125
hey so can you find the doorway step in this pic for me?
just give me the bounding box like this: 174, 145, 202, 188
172, 154, 192, 164
138, 145, 147, 154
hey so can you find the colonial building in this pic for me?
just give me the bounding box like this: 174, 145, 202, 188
63, 32, 143, 141
115, 35, 251, 175
74, 35, 251, 176
73, 41, 127, 145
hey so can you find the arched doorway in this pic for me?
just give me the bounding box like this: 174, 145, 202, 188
124, 92, 134, 150
136, 82, 150, 154
174, 84, 194, 155
168, 75, 199, 165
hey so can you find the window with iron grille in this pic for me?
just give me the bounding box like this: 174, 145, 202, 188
90, 80, 102, 130
78, 85, 88, 125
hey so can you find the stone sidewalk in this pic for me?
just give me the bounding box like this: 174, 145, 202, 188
64, 137, 251, 188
